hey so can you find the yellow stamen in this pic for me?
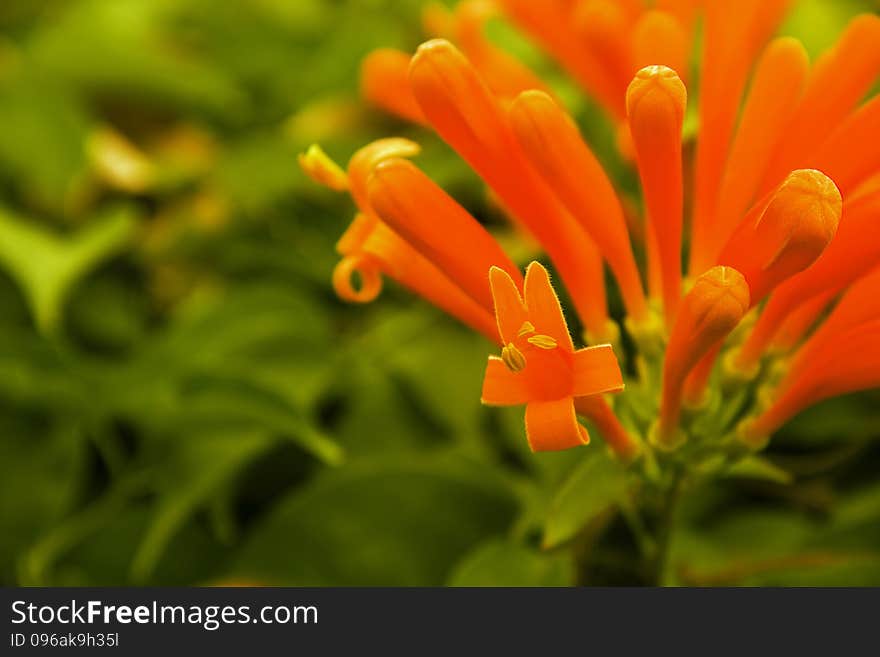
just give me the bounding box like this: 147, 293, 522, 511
517, 320, 536, 338
298, 144, 349, 191
501, 342, 527, 372
527, 334, 558, 350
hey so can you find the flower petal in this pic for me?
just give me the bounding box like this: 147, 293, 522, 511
489, 265, 527, 344
523, 261, 574, 351
572, 344, 625, 397
360, 48, 426, 125
481, 356, 531, 406
525, 398, 590, 452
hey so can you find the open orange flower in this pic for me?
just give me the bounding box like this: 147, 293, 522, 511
481, 262, 624, 452
304, 3, 880, 460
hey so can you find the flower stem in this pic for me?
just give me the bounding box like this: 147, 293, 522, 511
649, 470, 685, 585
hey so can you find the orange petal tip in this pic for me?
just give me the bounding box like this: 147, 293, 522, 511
412, 38, 462, 67
626, 65, 687, 122
768, 169, 842, 240
689, 266, 750, 335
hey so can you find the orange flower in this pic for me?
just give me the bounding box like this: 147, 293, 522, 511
689, 0, 791, 274
408, 39, 611, 341
768, 288, 836, 354
360, 49, 426, 125
709, 37, 809, 263
367, 155, 522, 312
626, 65, 686, 327
739, 265, 880, 447
497, 0, 692, 128
757, 14, 880, 195
497, 0, 623, 119
716, 169, 841, 305
481, 263, 624, 452
784, 266, 880, 384
656, 266, 749, 448
683, 169, 841, 398
508, 90, 648, 323
632, 11, 688, 85
301, 138, 499, 342
424, 0, 550, 100
304, 5, 880, 457
741, 319, 880, 449
734, 184, 880, 371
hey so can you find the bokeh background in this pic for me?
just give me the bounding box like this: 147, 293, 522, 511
1, 0, 879, 586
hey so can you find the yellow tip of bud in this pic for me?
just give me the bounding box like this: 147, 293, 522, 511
626, 65, 687, 124
501, 342, 527, 372
298, 144, 349, 191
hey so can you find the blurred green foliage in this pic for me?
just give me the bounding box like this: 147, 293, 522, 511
0, 0, 879, 587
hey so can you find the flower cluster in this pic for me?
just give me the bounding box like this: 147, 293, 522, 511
300, 0, 880, 466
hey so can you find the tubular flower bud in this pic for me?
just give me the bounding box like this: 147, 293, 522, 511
655, 267, 750, 449
481, 263, 624, 452
759, 14, 880, 194
574, 0, 635, 101
409, 39, 611, 340
717, 169, 842, 304
333, 214, 498, 341
741, 319, 880, 449
768, 288, 836, 353
508, 90, 648, 322
733, 186, 880, 372
809, 95, 880, 198
689, 0, 792, 275
632, 11, 689, 84
626, 65, 686, 327
496, 0, 624, 119
574, 395, 642, 461
368, 157, 522, 311
710, 38, 809, 261
360, 49, 426, 125
304, 7, 880, 462
301, 138, 500, 341
347, 138, 421, 213
448, 0, 551, 100
785, 266, 880, 384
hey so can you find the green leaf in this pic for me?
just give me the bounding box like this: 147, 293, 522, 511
231, 455, 517, 585
131, 431, 274, 582
543, 448, 629, 549
0, 80, 92, 215
0, 205, 137, 334
724, 455, 794, 485
0, 415, 84, 583
447, 539, 574, 587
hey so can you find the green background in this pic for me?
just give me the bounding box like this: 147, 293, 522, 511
1, 0, 879, 586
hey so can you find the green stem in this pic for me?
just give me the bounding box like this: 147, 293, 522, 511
650, 471, 685, 586
620, 491, 655, 558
